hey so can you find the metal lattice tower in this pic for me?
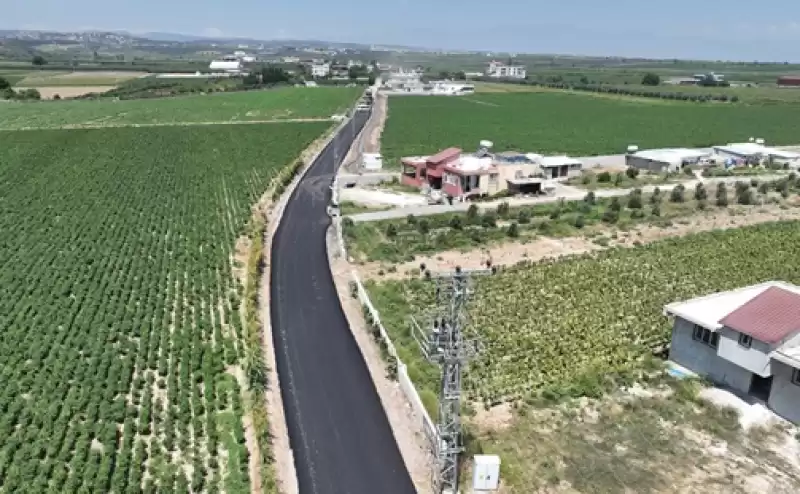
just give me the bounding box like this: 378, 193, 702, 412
411, 266, 494, 494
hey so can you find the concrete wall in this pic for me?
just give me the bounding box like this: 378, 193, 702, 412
669, 317, 753, 393
768, 360, 800, 424
717, 327, 772, 377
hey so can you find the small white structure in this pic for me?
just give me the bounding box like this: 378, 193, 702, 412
537, 155, 583, 179
664, 281, 800, 424
362, 153, 383, 170
209, 60, 243, 73
485, 60, 526, 79
626, 148, 712, 173
430, 81, 475, 95
311, 62, 331, 78
472, 455, 501, 491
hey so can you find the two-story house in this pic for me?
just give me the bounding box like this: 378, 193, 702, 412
664, 281, 800, 424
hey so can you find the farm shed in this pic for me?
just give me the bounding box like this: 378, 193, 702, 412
777, 76, 800, 87
625, 148, 710, 173
713, 143, 800, 165
664, 281, 800, 424
535, 155, 583, 179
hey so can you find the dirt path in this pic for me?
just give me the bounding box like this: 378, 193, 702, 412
342, 93, 388, 171
357, 202, 800, 280
327, 229, 435, 492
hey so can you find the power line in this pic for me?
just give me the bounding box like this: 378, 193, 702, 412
412, 265, 495, 493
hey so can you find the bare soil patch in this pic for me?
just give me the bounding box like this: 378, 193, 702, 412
467, 380, 800, 494
357, 203, 800, 280
18, 86, 116, 99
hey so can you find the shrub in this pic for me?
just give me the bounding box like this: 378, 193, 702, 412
406, 214, 417, 225
651, 187, 662, 204
625, 167, 640, 180
449, 215, 463, 230
613, 173, 624, 186
602, 208, 619, 223
670, 184, 685, 203
517, 209, 531, 224
694, 183, 707, 201
627, 189, 643, 209
507, 222, 520, 238
716, 183, 729, 207
417, 219, 430, 234
609, 197, 622, 212
385, 223, 398, 238
651, 202, 661, 217
597, 171, 611, 183
496, 202, 510, 218
481, 212, 497, 228
584, 191, 596, 205
466, 204, 479, 221
574, 215, 585, 228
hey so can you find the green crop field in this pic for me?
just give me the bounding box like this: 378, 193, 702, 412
0, 86, 362, 129
0, 121, 328, 493
381, 92, 800, 167
367, 221, 800, 409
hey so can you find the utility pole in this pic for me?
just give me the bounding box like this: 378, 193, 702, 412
412, 265, 494, 494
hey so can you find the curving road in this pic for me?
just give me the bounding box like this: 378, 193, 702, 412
270, 110, 416, 494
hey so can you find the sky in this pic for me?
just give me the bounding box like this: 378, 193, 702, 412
4, 0, 800, 61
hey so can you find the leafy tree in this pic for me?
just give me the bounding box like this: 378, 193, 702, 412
32, 55, 47, 65
385, 223, 397, 238
716, 183, 728, 207
609, 197, 622, 212
417, 219, 430, 234
481, 212, 497, 228
517, 209, 531, 224
496, 201, 510, 218
0, 76, 9, 90
583, 191, 596, 205
261, 65, 290, 84
641, 73, 660, 86
625, 167, 640, 180
574, 215, 585, 228
466, 204, 479, 222
651, 202, 661, 216
597, 171, 611, 183
602, 208, 619, 223
448, 215, 463, 230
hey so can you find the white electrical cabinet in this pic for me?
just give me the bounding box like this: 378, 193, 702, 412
472, 454, 500, 491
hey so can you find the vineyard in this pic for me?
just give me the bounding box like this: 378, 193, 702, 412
366, 221, 800, 407
0, 122, 328, 493
380, 92, 800, 166
0, 86, 361, 129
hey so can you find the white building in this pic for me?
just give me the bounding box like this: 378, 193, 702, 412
713, 143, 800, 166
430, 81, 475, 95
310, 62, 331, 78
626, 148, 712, 173
485, 60, 526, 79
664, 281, 800, 424
209, 60, 244, 73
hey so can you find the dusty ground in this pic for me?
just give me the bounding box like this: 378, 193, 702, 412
327, 229, 435, 493
342, 92, 388, 171
471, 381, 800, 494
16, 86, 116, 99
356, 202, 800, 280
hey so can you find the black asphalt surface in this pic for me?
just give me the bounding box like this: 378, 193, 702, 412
270, 111, 417, 494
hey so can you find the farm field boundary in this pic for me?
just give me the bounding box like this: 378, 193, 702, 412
0, 122, 331, 493
4, 117, 334, 131
364, 219, 800, 414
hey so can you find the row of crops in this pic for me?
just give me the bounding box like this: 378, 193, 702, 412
381, 92, 800, 166
367, 221, 800, 406
0, 122, 328, 493
0, 86, 362, 130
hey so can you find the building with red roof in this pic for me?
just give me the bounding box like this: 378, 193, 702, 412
664, 281, 800, 423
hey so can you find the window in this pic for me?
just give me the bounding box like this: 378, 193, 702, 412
692, 325, 719, 349
792, 369, 800, 387
738, 333, 752, 349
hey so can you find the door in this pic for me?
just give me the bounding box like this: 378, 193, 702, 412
749, 374, 773, 402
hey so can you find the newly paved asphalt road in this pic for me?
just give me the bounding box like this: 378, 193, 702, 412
270, 111, 416, 494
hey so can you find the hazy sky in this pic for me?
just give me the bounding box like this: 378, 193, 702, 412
4, 0, 800, 61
